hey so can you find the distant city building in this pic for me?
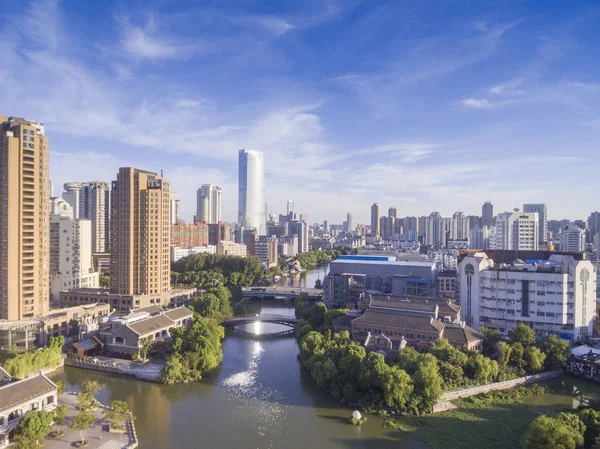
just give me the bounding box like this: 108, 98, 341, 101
494, 209, 539, 251
50, 197, 74, 218
217, 240, 247, 257
170, 190, 179, 225
49, 204, 99, 300
286, 200, 294, 215
289, 220, 309, 253
460, 250, 596, 340
426, 212, 445, 249
482, 201, 494, 228
370, 203, 380, 236
559, 223, 585, 253
255, 235, 278, 268
451, 212, 470, 241
404, 216, 418, 234
470, 225, 490, 250
588, 212, 600, 244
208, 222, 231, 246
346, 212, 354, 233
0, 116, 50, 321
196, 184, 222, 224
523, 203, 548, 244
171, 245, 216, 262
238, 149, 266, 234
380, 216, 395, 241
171, 221, 209, 247
110, 167, 171, 296
388, 207, 397, 219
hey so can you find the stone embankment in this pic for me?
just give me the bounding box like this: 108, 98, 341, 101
432, 370, 562, 413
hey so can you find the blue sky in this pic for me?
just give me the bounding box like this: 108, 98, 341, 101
1, 0, 599, 224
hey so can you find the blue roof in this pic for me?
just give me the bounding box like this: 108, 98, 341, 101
332, 259, 435, 267
337, 255, 394, 261
524, 259, 560, 266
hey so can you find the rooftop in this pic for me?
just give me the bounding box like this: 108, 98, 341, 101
352, 311, 444, 333
331, 259, 435, 268
128, 314, 175, 336
164, 307, 194, 322
0, 373, 57, 414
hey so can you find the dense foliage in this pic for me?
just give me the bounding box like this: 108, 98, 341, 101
159, 315, 225, 383
189, 285, 233, 321
14, 410, 53, 449
296, 301, 571, 416
3, 336, 64, 378
172, 254, 264, 288
294, 247, 358, 269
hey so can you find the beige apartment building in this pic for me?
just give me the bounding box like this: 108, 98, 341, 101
217, 240, 247, 257
0, 116, 50, 321
111, 168, 171, 296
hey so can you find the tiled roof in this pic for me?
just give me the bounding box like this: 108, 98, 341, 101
164, 307, 194, 322
443, 325, 483, 344
135, 305, 164, 316
0, 374, 56, 414
129, 314, 175, 336
352, 311, 444, 333
369, 299, 437, 313
332, 315, 355, 329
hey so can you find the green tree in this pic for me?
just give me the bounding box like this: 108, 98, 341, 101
481, 326, 503, 356
509, 323, 536, 347
396, 346, 421, 375
430, 338, 468, 367
52, 405, 69, 437
540, 334, 572, 370
54, 379, 65, 396
412, 354, 443, 413
509, 342, 526, 374
104, 400, 133, 430
71, 410, 96, 445
497, 341, 513, 367
468, 354, 499, 384
524, 346, 547, 374
382, 366, 413, 410
14, 410, 53, 449
308, 302, 327, 328
99, 275, 110, 288
77, 380, 100, 411
578, 408, 600, 449
522, 415, 584, 449
323, 309, 349, 330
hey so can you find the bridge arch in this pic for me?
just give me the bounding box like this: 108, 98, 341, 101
221, 314, 299, 330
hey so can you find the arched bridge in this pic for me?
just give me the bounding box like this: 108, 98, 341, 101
221, 314, 298, 329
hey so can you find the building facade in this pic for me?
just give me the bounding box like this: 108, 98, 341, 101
171, 221, 209, 247
289, 220, 309, 253
459, 250, 596, 341
238, 150, 266, 234
523, 203, 548, 244
0, 116, 50, 321
370, 203, 380, 236
217, 241, 247, 257
196, 184, 222, 224
171, 245, 216, 262
482, 201, 494, 228
560, 223, 586, 253
110, 168, 171, 296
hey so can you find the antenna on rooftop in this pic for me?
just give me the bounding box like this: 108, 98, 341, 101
161, 169, 164, 177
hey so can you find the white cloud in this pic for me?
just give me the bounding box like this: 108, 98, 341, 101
489, 77, 525, 95
119, 16, 196, 60
460, 98, 495, 109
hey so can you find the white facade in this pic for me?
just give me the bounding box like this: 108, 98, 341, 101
217, 241, 247, 257
451, 212, 470, 241
470, 225, 490, 250
523, 203, 548, 244
287, 200, 294, 215
197, 184, 222, 224
426, 212, 445, 248
171, 245, 216, 262
494, 210, 539, 251
62, 182, 81, 219
49, 197, 73, 218
289, 220, 309, 253
49, 216, 99, 301
459, 252, 596, 341
559, 224, 585, 253
238, 149, 266, 234
170, 190, 179, 225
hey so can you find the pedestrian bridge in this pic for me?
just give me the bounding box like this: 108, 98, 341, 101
241, 287, 323, 300
221, 314, 299, 329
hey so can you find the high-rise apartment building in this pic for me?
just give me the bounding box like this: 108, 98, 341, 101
49, 199, 98, 301
170, 191, 179, 225
255, 235, 278, 268
110, 168, 171, 296
404, 216, 418, 234
196, 184, 222, 224
426, 212, 445, 248
388, 207, 397, 219
208, 222, 231, 246
482, 201, 494, 228
286, 200, 294, 215
0, 116, 50, 320
370, 203, 380, 236
588, 212, 600, 244
559, 223, 585, 253
380, 216, 395, 240
495, 209, 539, 251
523, 203, 548, 244
238, 149, 266, 235
450, 212, 470, 241
61, 181, 110, 253
346, 213, 354, 233
289, 220, 309, 253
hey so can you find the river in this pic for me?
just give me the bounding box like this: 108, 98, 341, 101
52, 268, 431, 449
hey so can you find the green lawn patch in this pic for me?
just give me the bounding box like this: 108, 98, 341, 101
387, 386, 571, 449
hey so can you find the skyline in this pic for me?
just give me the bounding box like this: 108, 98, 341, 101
1, 0, 599, 223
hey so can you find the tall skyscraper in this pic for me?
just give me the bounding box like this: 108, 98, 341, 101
588, 212, 600, 244
559, 223, 585, 253
380, 216, 395, 240
110, 168, 171, 296
63, 182, 81, 219
289, 220, 309, 253
197, 184, 222, 224
495, 209, 539, 251
523, 203, 548, 244
426, 212, 445, 248
0, 116, 50, 320
238, 149, 266, 235
370, 203, 380, 236
388, 207, 397, 219
482, 201, 494, 228
404, 216, 418, 233
346, 213, 354, 233
287, 200, 294, 215
450, 212, 469, 241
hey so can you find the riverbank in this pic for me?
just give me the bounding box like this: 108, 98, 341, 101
388, 378, 600, 449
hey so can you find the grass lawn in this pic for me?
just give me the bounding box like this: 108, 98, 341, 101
389, 386, 573, 449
